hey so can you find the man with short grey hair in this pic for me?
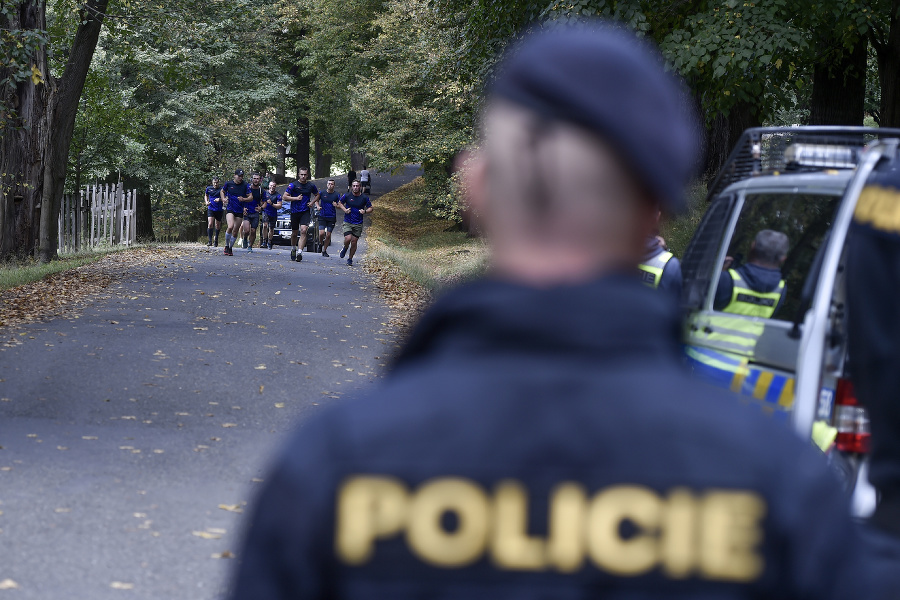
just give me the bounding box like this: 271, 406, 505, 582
714, 229, 789, 318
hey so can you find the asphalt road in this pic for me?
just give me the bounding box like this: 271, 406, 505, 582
0, 166, 422, 599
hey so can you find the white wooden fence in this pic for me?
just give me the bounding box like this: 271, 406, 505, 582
58, 183, 137, 253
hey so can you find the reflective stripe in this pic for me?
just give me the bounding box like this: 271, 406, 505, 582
685, 344, 796, 418
638, 251, 673, 288
723, 270, 785, 318
703, 314, 765, 357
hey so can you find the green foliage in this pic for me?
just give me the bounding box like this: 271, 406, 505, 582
67, 0, 293, 236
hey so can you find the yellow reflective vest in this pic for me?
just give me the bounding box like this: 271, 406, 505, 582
638, 251, 673, 289
723, 269, 785, 319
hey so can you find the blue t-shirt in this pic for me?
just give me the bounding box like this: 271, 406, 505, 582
206, 186, 223, 211
318, 191, 340, 220
223, 181, 251, 213
262, 191, 281, 218
284, 181, 319, 213
340, 193, 372, 225
246, 185, 263, 214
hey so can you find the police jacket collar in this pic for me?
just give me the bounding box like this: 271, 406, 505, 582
395, 274, 683, 368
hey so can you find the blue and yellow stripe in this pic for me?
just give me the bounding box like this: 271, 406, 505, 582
685, 345, 795, 421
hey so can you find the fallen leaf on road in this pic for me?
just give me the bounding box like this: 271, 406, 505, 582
274, 403, 285, 408
222, 423, 237, 428
212, 550, 234, 559
0, 579, 19, 590
82, 436, 98, 440
153, 449, 164, 454
57, 446, 67, 451
259, 385, 264, 394
254, 365, 266, 370
192, 531, 221, 540
218, 504, 243, 513
110, 581, 134, 590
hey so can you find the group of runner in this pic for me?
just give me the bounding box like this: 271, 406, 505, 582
203, 167, 373, 266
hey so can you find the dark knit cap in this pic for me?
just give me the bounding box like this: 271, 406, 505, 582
489, 22, 700, 213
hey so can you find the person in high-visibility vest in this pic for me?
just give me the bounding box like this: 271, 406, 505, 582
638, 213, 681, 299
714, 229, 788, 318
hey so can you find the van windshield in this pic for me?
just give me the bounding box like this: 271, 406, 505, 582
714, 192, 841, 320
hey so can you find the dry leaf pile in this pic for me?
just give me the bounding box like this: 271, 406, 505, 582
362, 253, 431, 341
0, 246, 184, 348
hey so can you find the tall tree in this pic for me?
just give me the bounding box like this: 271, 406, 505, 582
0, 0, 48, 259
37, 0, 110, 262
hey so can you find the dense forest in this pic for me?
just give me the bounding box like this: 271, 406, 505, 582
2, 0, 900, 260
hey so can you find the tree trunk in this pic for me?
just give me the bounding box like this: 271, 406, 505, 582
349, 131, 365, 172
314, 136, 332, 178
37, 0, 110, 263
135, 191, 155, 242
809, 35, 867, 126
0, 0, 48, 261
296, 115, 310, 170
276, 132, 286, 177
704, 102, 759, 181
874, 0, 900, 127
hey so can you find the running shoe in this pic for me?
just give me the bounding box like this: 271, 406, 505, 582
206, 241, 212, 247
322, 250, 329, 257
297, 252, 302, 262
339, 246, 347, 258
290, 248, 296, 261
247, 246, 253, 253
242, 238, 248, 249
346, 258, 353, 266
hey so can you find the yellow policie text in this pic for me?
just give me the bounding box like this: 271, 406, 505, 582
335, 475, 766, 582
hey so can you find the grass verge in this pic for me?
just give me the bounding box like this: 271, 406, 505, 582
0, 246, 131, 291
363, 177, 486, 336
366, 177, 487, 291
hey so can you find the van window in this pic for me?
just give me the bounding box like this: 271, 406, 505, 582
715, 193, 840, 320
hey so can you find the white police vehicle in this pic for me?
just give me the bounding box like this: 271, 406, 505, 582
681, 127, 900, 515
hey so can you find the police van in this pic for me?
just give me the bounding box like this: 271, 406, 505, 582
681, 127, 900, 514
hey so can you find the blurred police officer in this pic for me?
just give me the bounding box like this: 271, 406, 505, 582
639, 213, 681, 299
229, 23, 882, 600
848, 158, 900, 540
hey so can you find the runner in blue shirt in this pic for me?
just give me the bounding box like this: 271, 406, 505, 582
315, 178, 340, 257
204, 176, 223, 247
221, 169, 252, 256
335, 179, 373, 266
282, 167, 319, 262
241, 172, 264, 252
260, 181, 282, 250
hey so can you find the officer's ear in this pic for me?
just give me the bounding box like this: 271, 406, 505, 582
456, 149, 486, 225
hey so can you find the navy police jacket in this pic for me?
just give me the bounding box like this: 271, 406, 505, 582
231, 275, 874, 599
849, 158, 900, 525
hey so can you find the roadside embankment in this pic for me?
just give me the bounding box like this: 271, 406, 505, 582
363, 177, 486, 334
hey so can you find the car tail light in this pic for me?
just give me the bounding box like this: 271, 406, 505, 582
833, 379, 871, 453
